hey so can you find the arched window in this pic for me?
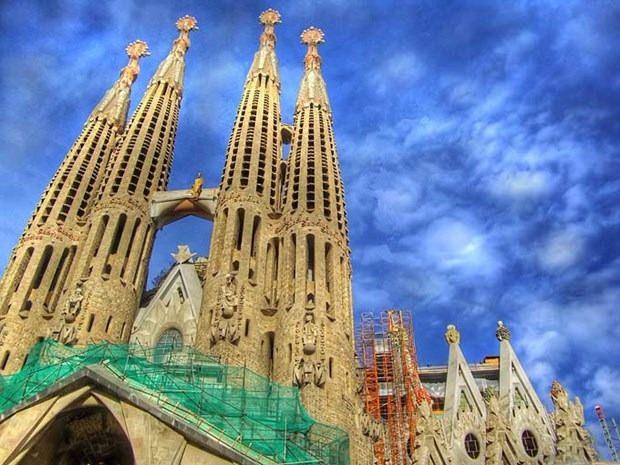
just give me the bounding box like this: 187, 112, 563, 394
154, 328, 183, 363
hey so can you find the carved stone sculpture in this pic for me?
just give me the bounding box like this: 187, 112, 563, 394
483, 387, 503, 465
551, 380, 598, 463
209, 273, 242, 345
302, 312, 318, 355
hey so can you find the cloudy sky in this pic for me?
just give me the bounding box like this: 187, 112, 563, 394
1, 0, 619, 455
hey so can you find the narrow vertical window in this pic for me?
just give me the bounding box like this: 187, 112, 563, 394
306, 234, 315, 282
234, 208, 245, 251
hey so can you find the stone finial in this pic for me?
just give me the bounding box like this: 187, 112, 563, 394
119, 40, 150, 88
172, 245, 196, 264
173, 15, 198, 55
495, 320, 511, 341
444, 324, 460, 345
301, 27, 325, 70
259, 9, 281, 49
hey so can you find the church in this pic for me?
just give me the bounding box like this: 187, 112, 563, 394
0, 10, 606, 465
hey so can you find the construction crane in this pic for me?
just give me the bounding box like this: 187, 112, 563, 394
595, 405, 619, 461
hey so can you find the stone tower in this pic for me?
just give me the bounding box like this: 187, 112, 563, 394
196, 9, 283, 374
57, 16, 197, 347
275, 25, 356, 433
0, 41, 150, 373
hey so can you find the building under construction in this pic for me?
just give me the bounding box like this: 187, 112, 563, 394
356, 310, 602, 465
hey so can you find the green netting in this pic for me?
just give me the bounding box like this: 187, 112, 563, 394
0, 340, 349, 465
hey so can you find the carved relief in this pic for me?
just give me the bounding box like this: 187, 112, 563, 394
360, 411, 383, 442
293, 310, 325, 388
209, 273, 244, 346
412, 398, 451, 465
550, 380, 598, 463
483, 388, 504, 465
50, 282, 86, 345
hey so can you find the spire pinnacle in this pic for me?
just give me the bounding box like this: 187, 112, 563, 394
301, 27, 325, 70
120, 40, 150, 87
259, 9, 281, 49
295, 27, 330, 111
246, 10, 281, 84
150, 15, 198, 92
173, 15, 199, 56
89, 40, 149, 129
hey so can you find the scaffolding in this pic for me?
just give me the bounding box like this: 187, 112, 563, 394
356, 310, 424, 465
0, 339, 348, 465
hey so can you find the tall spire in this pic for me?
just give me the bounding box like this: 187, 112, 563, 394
89, 40, 150, 129
296, 27, 330, 112
284, 28, 347, 236
58, 17, 197, 349
246, 9, 281, 83
150, 15, 198, 93
197, 9, 284, 374
0, 41, 149, 373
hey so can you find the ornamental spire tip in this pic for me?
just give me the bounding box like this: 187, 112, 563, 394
126, 40, 150, 59
301, 27, 325, 46
301, 27, 324, 70
260, 9, 281, 26
258, 9, 281, 49
118, 40, 149, 88
176, 15, 198, 33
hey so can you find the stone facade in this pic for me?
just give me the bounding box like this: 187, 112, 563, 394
414, 322, 601, 465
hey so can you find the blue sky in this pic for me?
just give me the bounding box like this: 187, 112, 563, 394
1, 0, 619, 455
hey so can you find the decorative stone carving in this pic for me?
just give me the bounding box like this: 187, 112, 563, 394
209, 273, 243, 345
258, 9, 281, 49
302, 312, 318, 355
360, 412, 383, 442
483, 387, 504, 465
171, 245, 196, 264
49, 282, 87, 345
63, 282, 84, 323
495, 320, 511, 342
444, 324, 460, 345
411, 397, 450, 465
550, 380, 598, 463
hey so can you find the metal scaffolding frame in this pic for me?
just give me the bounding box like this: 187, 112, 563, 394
356, 310, 424, 465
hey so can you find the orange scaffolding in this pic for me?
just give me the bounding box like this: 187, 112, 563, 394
356, 310, 425, 465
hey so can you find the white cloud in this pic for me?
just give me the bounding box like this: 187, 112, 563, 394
538, 228, 584, 271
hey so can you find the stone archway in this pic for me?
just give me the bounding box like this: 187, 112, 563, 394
18, 405, 134, 465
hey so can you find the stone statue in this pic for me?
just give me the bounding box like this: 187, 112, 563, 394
221, 273, 238, 319
302, 312, 318, 355
63, 282, 84, 324
209, 273, 241, 345
550, 380, 598, 463
190, 172, 203, 198
495, 320, 511, 341
483, 387, 503, 465
293, 357, 325, 388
